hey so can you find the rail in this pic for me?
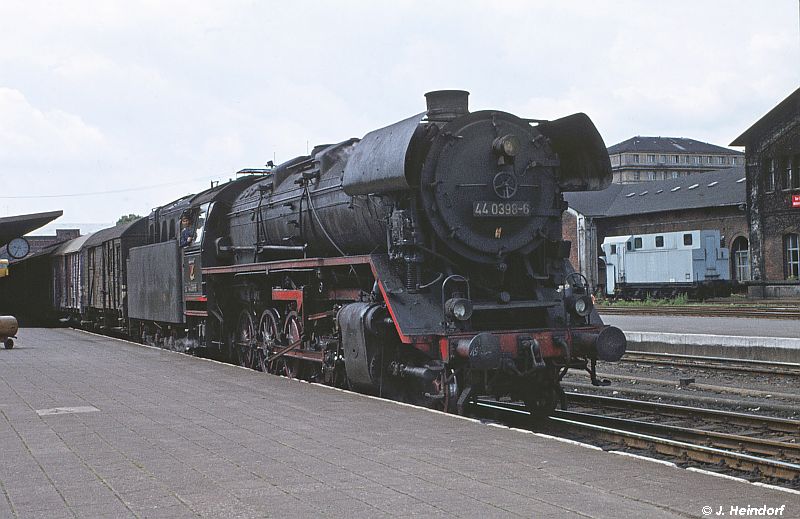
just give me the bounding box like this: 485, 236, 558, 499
620, 350, 800, 376
473, 397, 800, 483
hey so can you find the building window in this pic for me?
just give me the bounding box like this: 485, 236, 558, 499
634, 237, 642, 249
707, 156, 713, 164
766, 159, 776, 192
793, 156, 800, 190
655, 236, 664, 248
784, 157, 793, 190
647, 154, 656, 163
660, 154, 667, 163
631, 154, 640, 164
633, 171, 640, 181
718, 156, 725, 165
649, 171, 656, 180
672, 155, 678, 164
732, 237, 750, 282
785, 234, 799, 279
683, 233, 693, 246
671, 171, 679, 179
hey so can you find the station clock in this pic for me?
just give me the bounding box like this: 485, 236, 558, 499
7, 237, 30, 259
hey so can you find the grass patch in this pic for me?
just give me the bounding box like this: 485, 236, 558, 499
597, 294, 693, 307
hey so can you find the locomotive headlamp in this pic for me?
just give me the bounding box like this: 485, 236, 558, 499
445, 297, 474, 321
493, 134, 520, 158
567, 294, 593, 318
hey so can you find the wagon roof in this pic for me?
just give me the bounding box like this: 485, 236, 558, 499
82, 218, 145, 248
53, 233, 93, 255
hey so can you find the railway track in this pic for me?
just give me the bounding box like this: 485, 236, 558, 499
620, 350, 800, 376
598, 304, 799, 319
474, 395, 800, 484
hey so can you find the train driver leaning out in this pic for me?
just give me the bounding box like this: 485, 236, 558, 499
179, 213, 194, 247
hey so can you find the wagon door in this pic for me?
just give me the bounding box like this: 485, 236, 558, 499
704, 234, 718, 279
88, 248, 96, 308
605, 264, 616, 295
104, 241, 113, 310
114, 241, 122, 311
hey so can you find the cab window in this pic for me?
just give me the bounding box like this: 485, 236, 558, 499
192, 203, 212, 246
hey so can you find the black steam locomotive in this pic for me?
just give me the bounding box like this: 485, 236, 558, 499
1, 91, 625, 416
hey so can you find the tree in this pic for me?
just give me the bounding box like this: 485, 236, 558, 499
116, 214, 142, 225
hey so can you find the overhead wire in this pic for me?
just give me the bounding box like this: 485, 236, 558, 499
0, 175, 223, 199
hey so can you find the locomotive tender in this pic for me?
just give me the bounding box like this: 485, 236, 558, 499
1, 91, 626, 416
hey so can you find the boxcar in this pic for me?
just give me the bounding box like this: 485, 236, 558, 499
52, 234, 93, 324
81, 219, 148, 330
602, 229, 731, 299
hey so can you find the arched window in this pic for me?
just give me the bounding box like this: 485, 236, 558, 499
149, 224, 155, 244
785, 234, 799, 280
161, 221, 167, 242
731, 237, 750, 282
169, 219, 177, 240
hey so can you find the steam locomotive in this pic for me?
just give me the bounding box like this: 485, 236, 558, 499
1, 91, 626, 416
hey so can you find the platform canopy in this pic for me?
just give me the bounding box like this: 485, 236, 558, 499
0, 210, 63, 248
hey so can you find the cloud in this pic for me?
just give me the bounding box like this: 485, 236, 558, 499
0, 88, 108, 165
0, 1, 797, 225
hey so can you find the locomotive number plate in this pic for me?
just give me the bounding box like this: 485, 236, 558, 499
473, 201, 531, 217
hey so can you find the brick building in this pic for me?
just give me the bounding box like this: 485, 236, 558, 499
608, 136, 744, 184
0, 228, 80, 263
563, 168, 748, 293
731, 87, 800, 298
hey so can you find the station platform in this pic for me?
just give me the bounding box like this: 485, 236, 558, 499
600, 315, 800, 362
0, 328, 795, 518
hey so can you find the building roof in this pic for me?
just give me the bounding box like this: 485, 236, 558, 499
0, 210, 63, 248
730, 87, 800, 147
607, 136, 743, 156
565, 167, 745, 218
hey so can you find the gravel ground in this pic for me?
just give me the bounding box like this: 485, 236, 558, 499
562, 359, 800, 420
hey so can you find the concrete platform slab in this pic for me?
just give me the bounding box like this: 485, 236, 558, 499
0, 328, 797, 518
600, 315, 800, 361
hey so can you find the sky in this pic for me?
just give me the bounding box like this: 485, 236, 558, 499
1, 0, 798, 233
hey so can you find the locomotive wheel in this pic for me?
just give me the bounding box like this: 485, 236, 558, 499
235, 310, 257, 369
521, 383, 559, 419
279, 311, 302, 379
256, 309, 280, 373
431, 368, 458, 413
4, 338, 13, 349
272, 358, 298, 379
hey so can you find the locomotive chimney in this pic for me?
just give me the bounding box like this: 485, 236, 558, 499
425, 90, 469, 122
